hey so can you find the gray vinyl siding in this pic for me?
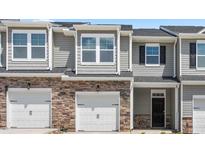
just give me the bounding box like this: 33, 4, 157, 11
183, 85, 205, 117
134, 88, 175, 128
181, 39, 205, 75
7, 27, 49, 70
1, 32, 6, 67
132, 42, 174, 77
120, 36, 129, 71
77, 30, 118, 74
53, 32, 75, 69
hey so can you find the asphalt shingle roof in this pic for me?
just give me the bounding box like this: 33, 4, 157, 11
160, 26, 205, 34
133, 28, 173, 37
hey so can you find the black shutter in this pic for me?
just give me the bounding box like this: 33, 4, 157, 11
139, 46, 145, 64
160, 46, 166, 64
190, 43, 196, 68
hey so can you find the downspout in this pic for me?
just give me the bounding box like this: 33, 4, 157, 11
173, 39, 177, 78
179, 35, 183, 132
130, 78, 134, 130
117, 28, 120, 75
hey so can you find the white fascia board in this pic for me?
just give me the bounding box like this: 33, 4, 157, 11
198, 28, 205, 34
73, 24, 121, 31
0, 73, 62, 77
179, 33, 205, 39
159, 27, 178, 36
134, 82, 179, 88
132, 36, 177, 43
61, 75, 132, 81
181, 80, 205, 85
2, 21, 52, 27
120, 30, 133, 36
0, 25, 6, 32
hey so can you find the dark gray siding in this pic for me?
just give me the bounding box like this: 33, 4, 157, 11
77, 30, 118, 74
132, 42, 174, 76
8, 27, 49, 70
183, 85, 205, 117
120, 36, 129, 71
53, 32, 75, 69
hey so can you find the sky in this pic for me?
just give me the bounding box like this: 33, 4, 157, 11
51, 19, 205, 28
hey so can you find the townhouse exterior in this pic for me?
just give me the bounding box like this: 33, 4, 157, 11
0, 20, 204, 133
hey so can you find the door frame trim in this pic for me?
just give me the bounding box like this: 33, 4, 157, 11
150, 89, 166, 128
7, 88, 52, 128
75, 91, 120, 132
192, 95, 205, 134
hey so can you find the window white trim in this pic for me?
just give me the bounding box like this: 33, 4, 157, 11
196, 40, 205, 70
12, 30, 47, 62
0, 32, 2, 67
80, 33, 116, 65
145, 43, 160, 66
150, 89, 166, 128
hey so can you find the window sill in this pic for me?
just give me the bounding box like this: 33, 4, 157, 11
81, 62, 115, 66
12, 59, 47, 62
145, 64, 160, 67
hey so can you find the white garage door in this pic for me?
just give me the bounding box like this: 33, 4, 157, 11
8, 89, 51, 128
76, 92, 120, 132
193, 98, 205, 134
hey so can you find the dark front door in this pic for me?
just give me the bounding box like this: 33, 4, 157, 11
152, 98, 165, 128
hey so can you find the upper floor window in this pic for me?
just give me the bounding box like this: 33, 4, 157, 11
145, 44, 160, 66
197, 41, 205, 69
12, 30, 46, 61
81, 34, 115, 65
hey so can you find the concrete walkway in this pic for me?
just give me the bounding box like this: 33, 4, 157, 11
0, 128, 58, 134
132, 129, 173, 134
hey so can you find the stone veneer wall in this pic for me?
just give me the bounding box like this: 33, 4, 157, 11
183, 117, 192, 134
0, 77, 131, 132
134, 114, 171, 129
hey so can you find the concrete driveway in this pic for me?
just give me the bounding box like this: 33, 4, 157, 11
0, 128, 58, 134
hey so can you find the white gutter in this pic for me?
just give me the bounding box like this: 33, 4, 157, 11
181, 80, 205, 85
134, 82, 179, 88
73, 24, 121, 31
132, 36, 177, 43
61, 75, 133, 81
2, 21, 52, 27
179, 33, 205, 38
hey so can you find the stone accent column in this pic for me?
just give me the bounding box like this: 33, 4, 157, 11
183, 117, 192, 134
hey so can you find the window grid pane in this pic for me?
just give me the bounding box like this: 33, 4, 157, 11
82, 50, 96, 62
146, 46, 159, 55
13, 47, 27, 59
31, 34, 45, 46
82, 37, 96, 49
198, 43, 205, 55
146, 56, 159, 64
100, 38, 114, 49
198, 55, 205, 67
31, 47, 45, 59
100, 50, 113, 62
13, 33, 27, 45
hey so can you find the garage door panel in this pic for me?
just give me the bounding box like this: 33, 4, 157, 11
77, 93, 119, 132
9, 89, 51, 128
193, 98, 205, 134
